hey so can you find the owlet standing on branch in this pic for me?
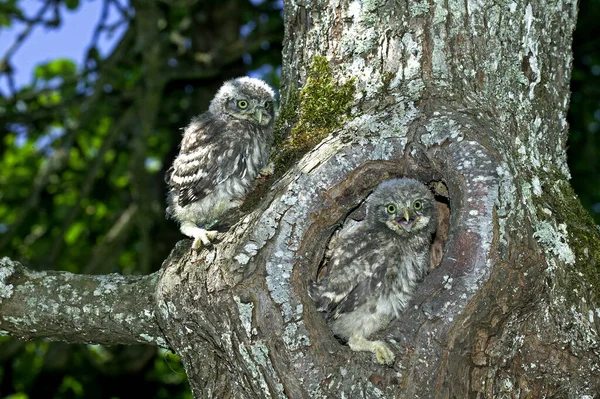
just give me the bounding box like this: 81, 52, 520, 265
309, 178, 438, 365
165, 77, 276, 248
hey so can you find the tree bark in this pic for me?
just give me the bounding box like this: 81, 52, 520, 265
1, 0, 600, 397
0, 257, 162, 346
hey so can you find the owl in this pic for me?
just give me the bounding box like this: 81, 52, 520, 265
165, 77, 276, 248
309, 178, 438, 365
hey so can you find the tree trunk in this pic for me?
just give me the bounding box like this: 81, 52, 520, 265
1, 0, 599, 397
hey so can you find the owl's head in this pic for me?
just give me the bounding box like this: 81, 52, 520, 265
209, 77, 276, 127
367, 178, 437, 237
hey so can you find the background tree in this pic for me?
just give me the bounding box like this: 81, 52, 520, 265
0, 0, 282, 397
1, 0, 599, 398
568, 0, 600, 222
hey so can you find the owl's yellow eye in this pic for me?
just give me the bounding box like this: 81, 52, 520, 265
237, 100, 249, 109
386, 204, 396, 214
413, 200, 423, 210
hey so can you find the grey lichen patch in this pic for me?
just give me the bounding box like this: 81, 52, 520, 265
345, 102, 416, 142
500, 159, 600, 308
252, 342, 286, 398
410, 1, 430, 16
266, 254, 295, 322
233, 202, 290, 268
234, 295, 254, 339
533, 221, 575, 266
238, 341, 286, 398
533, 176, 600, 300
565, 304, 599, 352
283, 321, 311, 351
233, 242, 259, 266
238, 342, 272, 397
92, 274, 128, 296
430, 0, 450, 78
341, 2, 378, 54
421, 116, 463, 147
0, 257, 16, 303
139, 333, 166, 346
234, 252, 251, 265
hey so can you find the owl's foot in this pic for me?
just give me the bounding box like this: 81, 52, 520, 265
373, 342, 395, 365
180, 222, 218, 248
348, 334, 395, 366
258, 162, 275, 178
191, 230, 218, 248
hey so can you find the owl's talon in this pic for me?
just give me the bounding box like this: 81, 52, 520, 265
191, 237, 206, 249
348, 335, 395, 366
258, 162, 275, 177
374, 341, 395, 365
180, 222, 218, 248
192, 229, 218, 248
205, 230, 218, 240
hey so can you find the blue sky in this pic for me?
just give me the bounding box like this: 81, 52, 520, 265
0, 0, 282, 95
0, 0, 126, 93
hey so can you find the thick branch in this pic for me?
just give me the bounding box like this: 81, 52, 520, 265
0, 257, 164, 347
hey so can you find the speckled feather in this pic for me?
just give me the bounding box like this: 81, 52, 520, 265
310, 178, 438, 344
165, 77, 275, 241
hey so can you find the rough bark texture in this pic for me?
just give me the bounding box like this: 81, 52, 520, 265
155, 0, 599, 396
0, 257, 163, 346
1, 0, 599, 398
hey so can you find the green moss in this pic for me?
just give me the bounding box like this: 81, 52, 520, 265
271, 56, 356, 175
533, 171, 600, 301
243, 57, 356, 212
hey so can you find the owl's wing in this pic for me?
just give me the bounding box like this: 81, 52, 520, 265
310, 228, 388, 318
330, 264, 386, 318
168, 115, 248, 207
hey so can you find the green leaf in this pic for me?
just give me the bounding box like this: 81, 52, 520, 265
4, 393, 29, 399
34, 59, 77, 80
38, 91, 62, 106
65, 221, 85, 244
0, 13, 11, 27
0, 0, 20, 27
58, 375, 84, 396
64, 0, 80, 10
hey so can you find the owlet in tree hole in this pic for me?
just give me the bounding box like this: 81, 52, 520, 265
309, 178, 438, 365
165, 77, 275, 248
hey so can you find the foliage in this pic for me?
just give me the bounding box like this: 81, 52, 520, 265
567, 0, 600, 223
0, 0, 282, 397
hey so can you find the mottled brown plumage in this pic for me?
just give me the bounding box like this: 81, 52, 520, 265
310, 178, 438, 364
165, 77, 275, 247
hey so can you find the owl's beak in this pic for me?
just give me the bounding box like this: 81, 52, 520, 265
403, 208, 411, 222
394, 208, 418, 230
254, 109, 263, 124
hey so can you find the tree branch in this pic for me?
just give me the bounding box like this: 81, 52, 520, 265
0, 257, 165, 347
0, 1, 53, 82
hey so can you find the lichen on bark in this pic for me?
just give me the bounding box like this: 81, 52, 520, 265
0, 257, 16, 303
531, 169, 600, 303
